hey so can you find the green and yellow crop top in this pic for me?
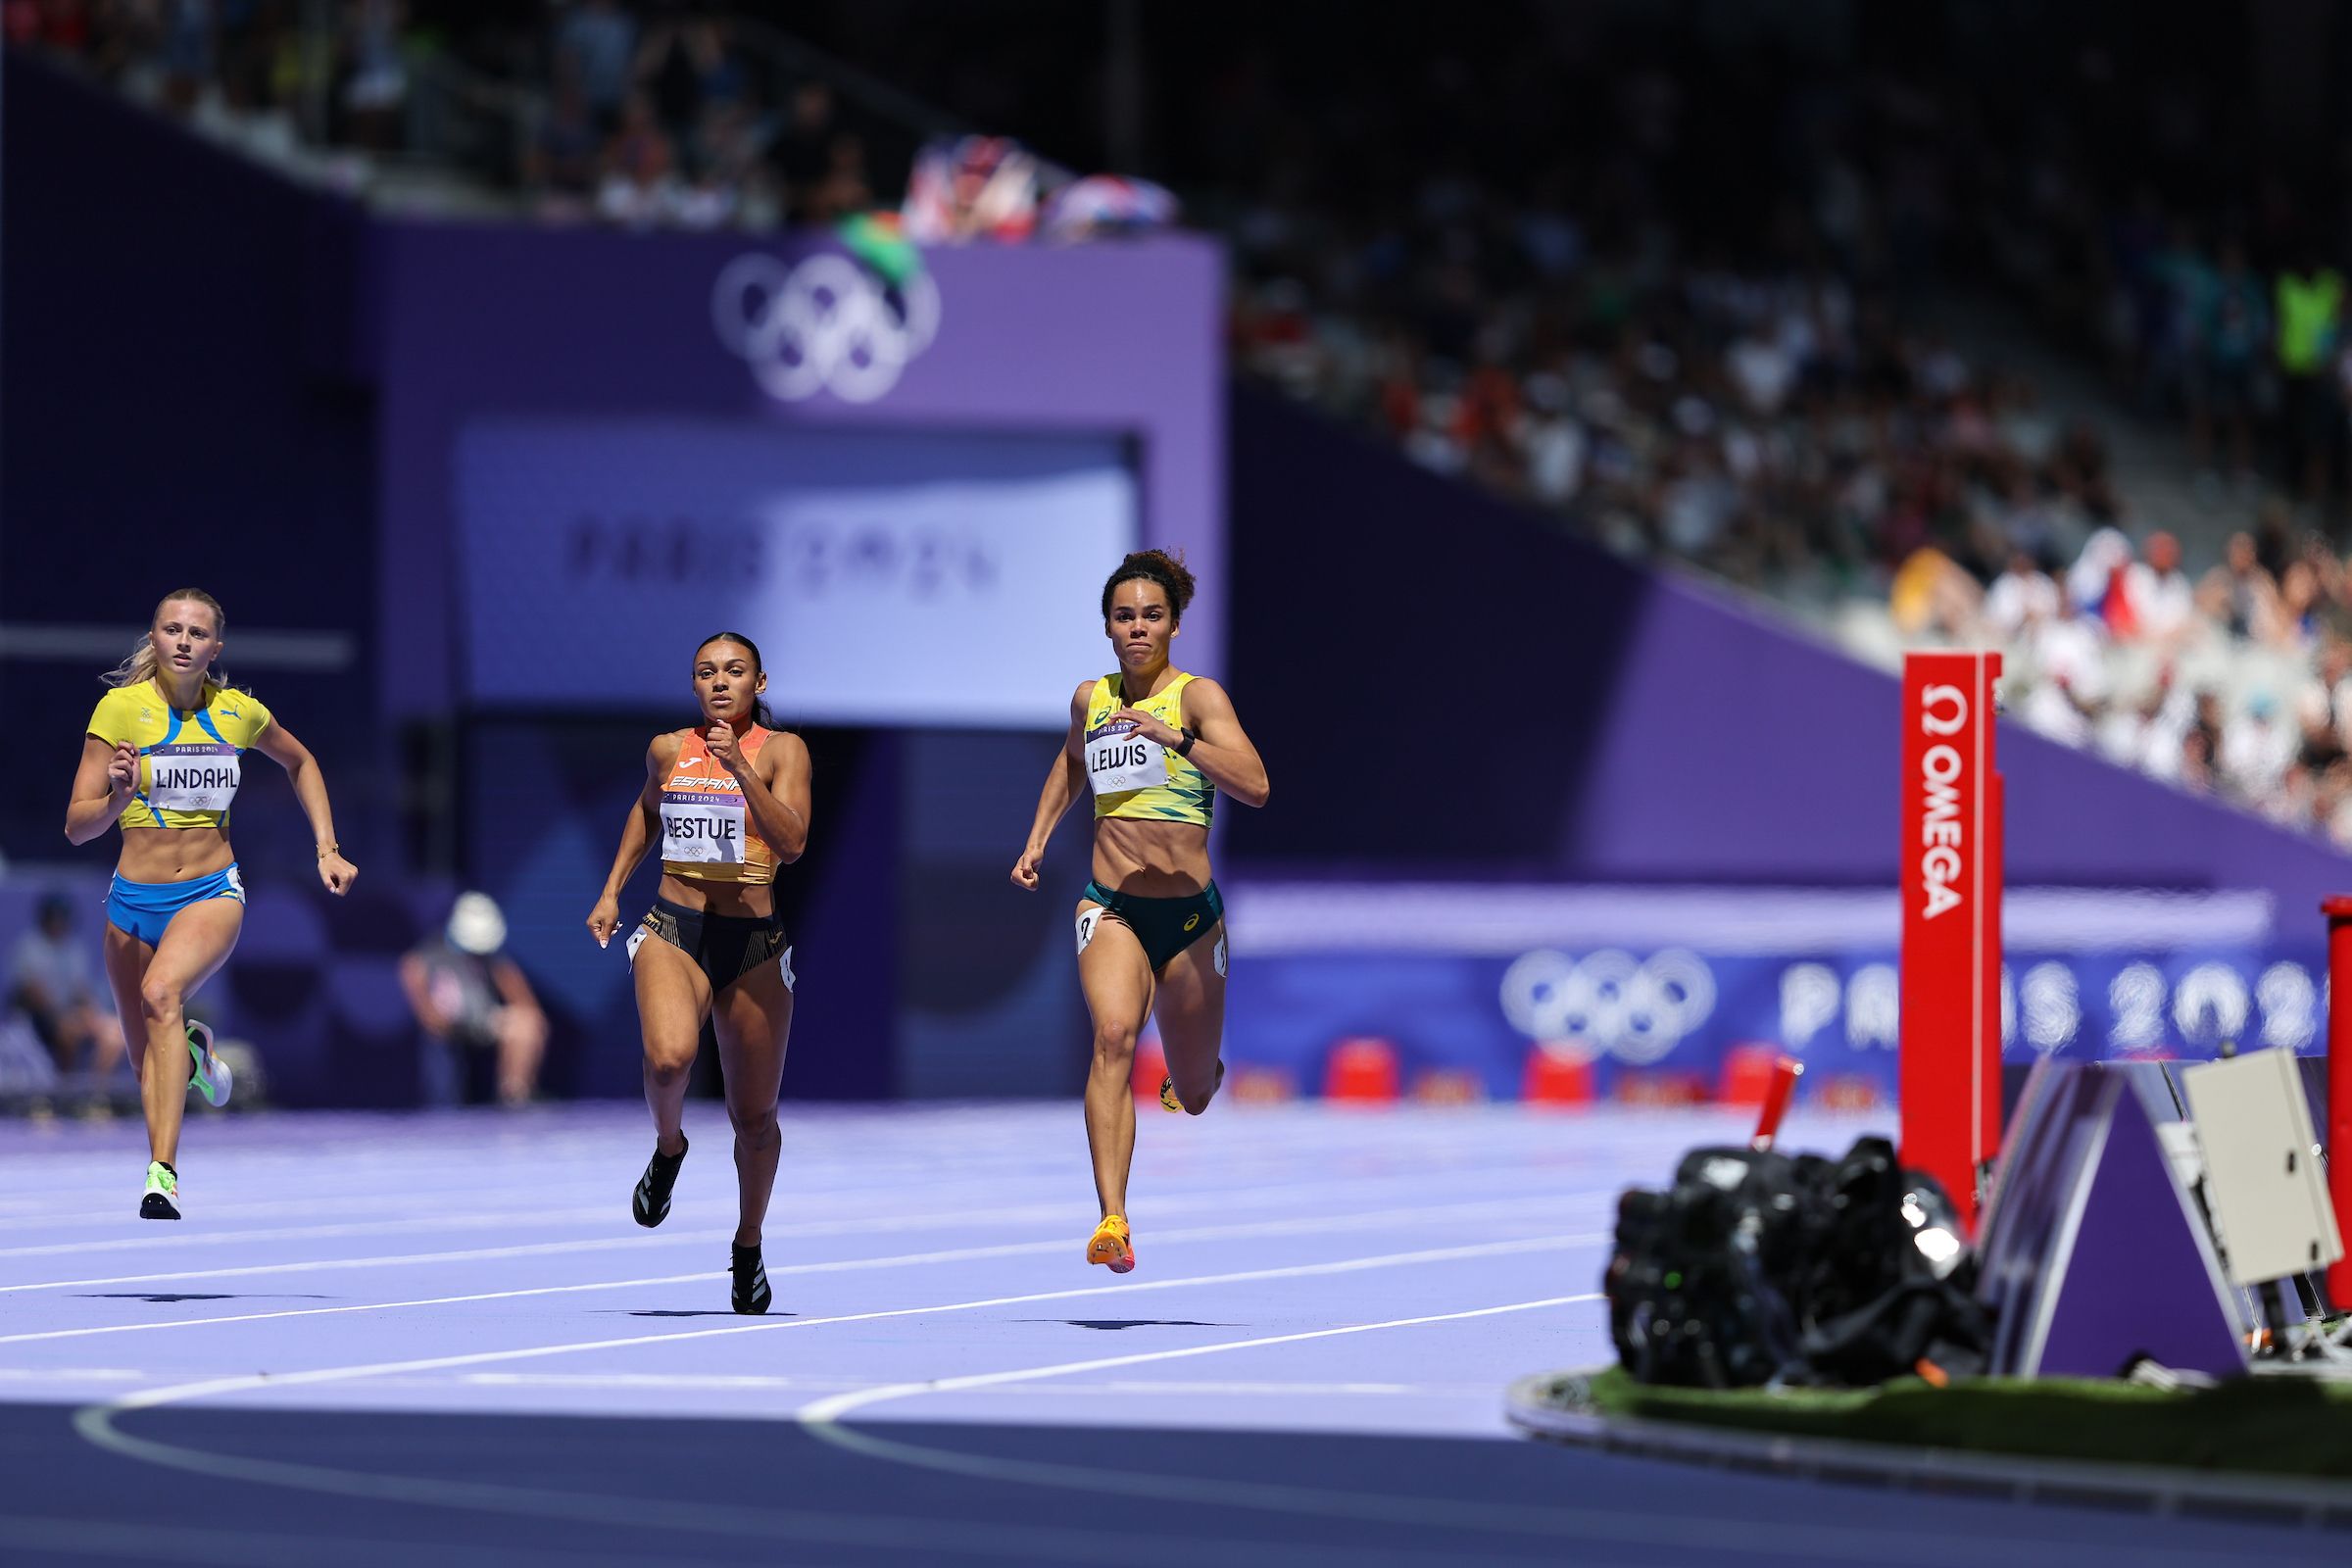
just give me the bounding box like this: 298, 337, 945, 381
1085, 672, 1212, 829
87, 680, 273, 830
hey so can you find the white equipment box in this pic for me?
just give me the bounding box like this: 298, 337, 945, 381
2180, 1049, 2344, 1288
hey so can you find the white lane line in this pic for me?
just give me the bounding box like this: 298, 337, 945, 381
0, 1366, 150, 1383
0, 1213, 1609, 1346
799, 1296, 1592, 1429
0, 1139, 1590, 1222
0, 1184, 1608, 1297
0, 1205, 629, 1260
0, 1147, 1580, 1231
2, 1271, 716, 1348
463, 1371, 883, 1391
0, 1166, 1264, 1256
0, 1233, 691, 1295
0, 1190, 1125, 1266
70, 1236, 1597, 1410
452, 1372, 1490, 1398
0, 1142, 1582, 1252
0, 1122, 1600, 1231
971, 1380, 1497, 1398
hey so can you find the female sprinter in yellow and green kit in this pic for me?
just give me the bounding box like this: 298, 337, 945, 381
66, 589, 357, 1218
1012, 550, 1268, 1273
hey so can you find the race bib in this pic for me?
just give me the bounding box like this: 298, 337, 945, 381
145, 742, 240, 814
1086, 722, 1168, 795
660, 790, 747, 863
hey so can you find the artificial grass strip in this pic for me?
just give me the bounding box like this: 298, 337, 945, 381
1573, 1367, 2352, 1480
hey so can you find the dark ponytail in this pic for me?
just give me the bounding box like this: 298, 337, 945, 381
695, 632, 777, 728
1100, 548, 1197, 622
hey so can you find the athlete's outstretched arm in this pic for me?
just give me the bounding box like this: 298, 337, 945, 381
66, 734, 138, 846
706, 723, 809, 863
253, 719, 358, 893
1114, 678, 1268, 808
1011, 682, 1093, 891
588, 736, 673, 947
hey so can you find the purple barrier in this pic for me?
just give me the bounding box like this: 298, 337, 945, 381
1979, 1061, 2247, 1380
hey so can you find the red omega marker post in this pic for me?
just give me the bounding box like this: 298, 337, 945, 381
1899, 652, 2004, 1233
2323, 896, 2352, 1306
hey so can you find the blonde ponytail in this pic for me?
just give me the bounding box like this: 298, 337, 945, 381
101, 588, 234, 696
100, 637, 160, 691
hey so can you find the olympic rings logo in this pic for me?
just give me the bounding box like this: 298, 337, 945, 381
1499, 949, 1718, 1065
712, 253, 942, 405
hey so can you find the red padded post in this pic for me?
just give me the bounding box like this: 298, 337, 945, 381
2323, 897, 2352, 1305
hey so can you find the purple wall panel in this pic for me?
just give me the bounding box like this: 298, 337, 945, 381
0, 57, 382, 873
372, 223, 1225, 719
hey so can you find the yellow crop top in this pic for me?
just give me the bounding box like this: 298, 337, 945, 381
86, 681, 274, 831
1085, 672, 1212, 829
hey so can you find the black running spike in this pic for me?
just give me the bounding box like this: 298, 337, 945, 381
632, 1135, 688, 1229
731, 1243, 771, 1315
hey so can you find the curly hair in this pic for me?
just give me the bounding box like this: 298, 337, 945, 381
1100, 548, 1197, 622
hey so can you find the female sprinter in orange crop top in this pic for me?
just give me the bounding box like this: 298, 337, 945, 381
587, 632, 810, 1314
1012, 550, 1268, 1275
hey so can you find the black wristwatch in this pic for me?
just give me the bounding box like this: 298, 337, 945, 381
1175, 726, 1198, 758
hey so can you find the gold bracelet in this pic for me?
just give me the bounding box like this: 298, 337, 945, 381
317, 843, 339, 859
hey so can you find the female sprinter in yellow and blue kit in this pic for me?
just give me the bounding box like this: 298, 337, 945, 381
587, 633, 810, 1314
66, 589, 357, 1218
1012, 550, 1268, 1273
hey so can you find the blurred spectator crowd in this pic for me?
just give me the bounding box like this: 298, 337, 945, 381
5, 0, 1175, 239
1205, 14, 2352, 849
525, 5, 838, 232
5, 0, 416, 153
6, 0, 872, 227
1978, 88, 2352, 513
1903, 520, 2352, 845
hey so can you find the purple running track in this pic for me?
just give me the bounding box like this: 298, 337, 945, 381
0, 1102, 2334, 1566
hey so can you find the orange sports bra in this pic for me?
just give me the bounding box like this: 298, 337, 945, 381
657, 726, 777, 885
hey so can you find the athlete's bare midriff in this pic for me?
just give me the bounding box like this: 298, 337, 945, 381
1091, 817, 1211, 897
115, 824, 237, 885
656, 873, 775, 919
